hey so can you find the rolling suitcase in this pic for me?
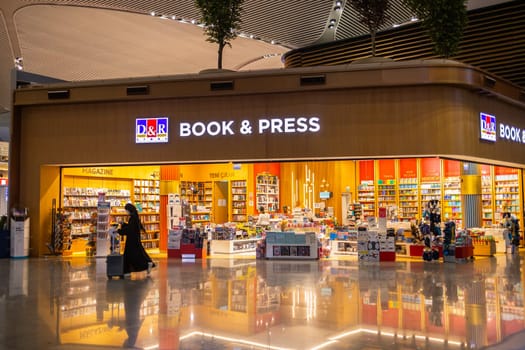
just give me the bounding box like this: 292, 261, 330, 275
106, 253, 125, 279
106, 232, 125, 279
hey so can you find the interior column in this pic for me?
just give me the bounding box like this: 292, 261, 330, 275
461, 162, 482, 229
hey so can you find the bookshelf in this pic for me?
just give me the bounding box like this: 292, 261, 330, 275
111, 212, 160, 249
494, 173, 521, 222
398, 178, 418, 221
63, 187, 130, 240
482, 175, 493, 227
180, 181, 213, 225
231, 180, 247, 222
420, 182, 441, 214
442, 176, 462, 227
133, 179, 160, 212
377, 180, 396, 211
256, 174, 279, 212
357, 181, 376, 218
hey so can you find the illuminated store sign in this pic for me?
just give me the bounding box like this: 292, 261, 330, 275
179, 116, 321, 137
479, 113, 525, 144
480, 113, 496, 142
136, 117, 168, 143
499, 123, 525, 144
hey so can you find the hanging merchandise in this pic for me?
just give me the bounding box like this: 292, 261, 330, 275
443, 221, 456, 254
421, 199, 441, 261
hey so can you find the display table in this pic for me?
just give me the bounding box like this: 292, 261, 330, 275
455, 245, 474, 260
330, 239, 357, 255
472, 240, 496, 256
210, 238, 259, 255
470, 228, 508, 253
394, 243, 443, 258
265, 231, 318, 259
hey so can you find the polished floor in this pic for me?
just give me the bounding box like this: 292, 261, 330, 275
0, 252, 524, 350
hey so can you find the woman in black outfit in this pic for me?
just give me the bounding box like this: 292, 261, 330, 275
118, 203, 155, 275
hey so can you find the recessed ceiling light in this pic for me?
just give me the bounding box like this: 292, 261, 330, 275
150, 11, 155, 16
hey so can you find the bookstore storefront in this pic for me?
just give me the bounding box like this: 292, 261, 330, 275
10, 60, 525, 256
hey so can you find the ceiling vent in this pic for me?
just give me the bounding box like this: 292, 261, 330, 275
47, 90, 70, 100
210, 81, 234, 91
127, 85, 149, 95
300, 75, 326, 86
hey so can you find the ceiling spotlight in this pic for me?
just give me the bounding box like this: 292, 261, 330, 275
171, 15, 176, 20
271, 40, 276, 44
328, 24, 335, 29
330, 19, 336, 24
150, 11, 155, 16
335, 0, 342, 5
411, 17, 418, 22
334, 5, 341, 10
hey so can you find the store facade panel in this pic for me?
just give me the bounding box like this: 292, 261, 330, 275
11, 61, 525, 256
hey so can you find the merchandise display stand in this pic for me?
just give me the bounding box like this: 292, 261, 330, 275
356, 209, 396, 262
95, 200, 111, 257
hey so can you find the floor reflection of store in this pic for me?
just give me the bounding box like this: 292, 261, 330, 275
34, 256, 524, 350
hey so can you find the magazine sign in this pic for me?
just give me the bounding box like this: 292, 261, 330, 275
136, 117, 169, 143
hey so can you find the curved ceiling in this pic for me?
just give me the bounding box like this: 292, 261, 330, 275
0, 0, 511, 81
0, 0, 515, 118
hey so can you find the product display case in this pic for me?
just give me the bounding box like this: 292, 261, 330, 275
398, 178, 418, 221
357, 181, 376, 218
256, 173, 279, 213
231, 180, 247, 222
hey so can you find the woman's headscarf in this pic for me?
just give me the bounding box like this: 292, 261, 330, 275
125, 203, 145, 232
